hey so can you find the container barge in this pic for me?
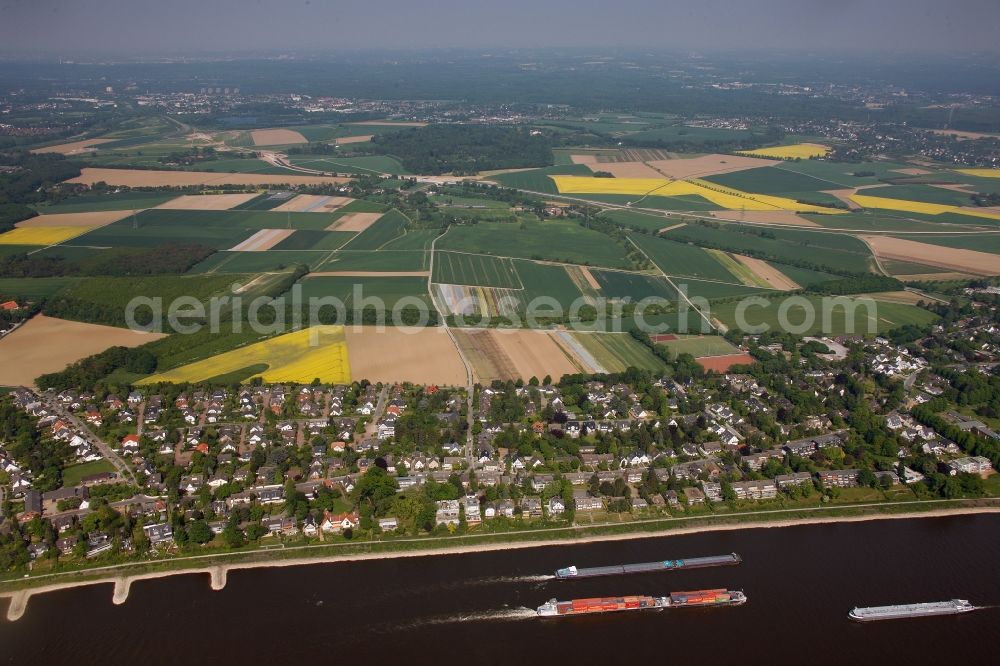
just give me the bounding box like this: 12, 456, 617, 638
555, 553, 741, 580
849, 599, 976, 622
537, 589, 746, 617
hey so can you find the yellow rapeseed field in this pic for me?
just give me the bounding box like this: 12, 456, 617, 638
0, 226, 95, 245
736, 143, 831, 159
139, 326, 351, 385
550, 176, 842, 214
956, 168, 1000, 179
850, 194, 1000, 221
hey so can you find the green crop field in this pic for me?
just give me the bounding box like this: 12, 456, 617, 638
891, 234, 1000, 255
188, 250, 327, 274
590, 270, 676, 301
766, 262, 838, 287
630, 233, 738, 282
381, 229, 442, 251
288, 155, 409, 176
73, 208, 341, 249
577, 193, 721, 211
861, 184, 975, 207
599, 209, 674, 233
439, 219, 632, 269
490, 164, 594, 193
272, 230, 355, 251
0, 277, 80, 299
232, 192, 299, 211
33, 192, 178, 214
317, 250, 428, 272
676, 278, 771, 301
654, 334, 739, 358
703, 166, 837, 195
297, 275, 431, 311
572, 332, 666, 373
432, 251, 521, 288
774, 160, 919, 189
712, 295, 938, 335
803, 212, 956, 233
512, 259, 586, 311
660, 223, 874, 274
339, 210, 408, 251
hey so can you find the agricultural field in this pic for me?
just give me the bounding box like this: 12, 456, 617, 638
711, 295, 938, 336
860, 235, 1000, 276
316, 250, 429, 273
676, 278, 771, 301
488, 164, 594, 193
66, 168, 350, 188
0, 314, 166, 387
630, 233, 740, 282
269, 229, 356, 251
339, 210, 408, 250
432, 251, 521, 289
188, 250, 327, 274
589, 269, 676, 301
288, 155, 409, 176
551, 176, 843, 213
850, 194, 1000, 223
381, 229, 442, 251
0, 277, 81, 299
0, 226, 96, 245
570, 332, 667, 373
140, 326, 351, 385
438, 220, 633, 269
33, 191, 178, 214
889, 234, 1000, 256
660, 223, 875, 274
453, 329, 584, 382
435, 284, 522, 318
297, 275, 432, 311
737, 143, 831, 159
72, 208, 339, 249
702, 165, 838, 197
513, 259, 587, 311
651, 334, 740, 358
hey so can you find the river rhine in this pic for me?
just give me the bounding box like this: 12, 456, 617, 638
2, 514, 999, 664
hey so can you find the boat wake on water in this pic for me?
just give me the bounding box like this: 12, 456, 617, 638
370, 607, 538, 632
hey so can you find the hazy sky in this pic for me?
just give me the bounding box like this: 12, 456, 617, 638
2, 0, 999, 55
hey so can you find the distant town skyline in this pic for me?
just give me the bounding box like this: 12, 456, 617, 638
2, 0, 1000, 55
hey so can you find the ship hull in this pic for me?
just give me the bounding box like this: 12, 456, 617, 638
555, 553, 741, 580
849, 600, 976, 622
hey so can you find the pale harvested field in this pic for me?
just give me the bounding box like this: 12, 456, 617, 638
154, 193, 259, 210
824, 189, 863, 210
0, 315, 165, 387
930, 129, 999, 141
862, 290, 927, 305
897, 272, 974, 281
330, 212, 384, 232
578, 266, 601, 290
32, 138, 114, 155
658, 223, 686, 234
732, 255, 800, 290
334, 135, 374, 145
251, 129, 307, 146
307, 271, 429, 277
17, 210, 131, 228
932, 183, 975, 193
710, 210, 820, 227
892, 167, 932, 175
350, 121, 427, 127
229, 229, 296, 251
591, 161, 663, 178
344, 327, 467, 385
646, 154, 778, 179
272, 194, 355, 213
861, 235, 1000, 276
569, 154, 600, 165
489, 329, 582, 381
452, 328, 519, 382
68, 168, 349, 187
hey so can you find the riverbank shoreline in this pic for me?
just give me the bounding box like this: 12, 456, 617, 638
4, 502, 999, 621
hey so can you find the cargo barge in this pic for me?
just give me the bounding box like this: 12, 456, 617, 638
555, 553, 741, 580
537, 589, 746, 617
849, 599, 976, 622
